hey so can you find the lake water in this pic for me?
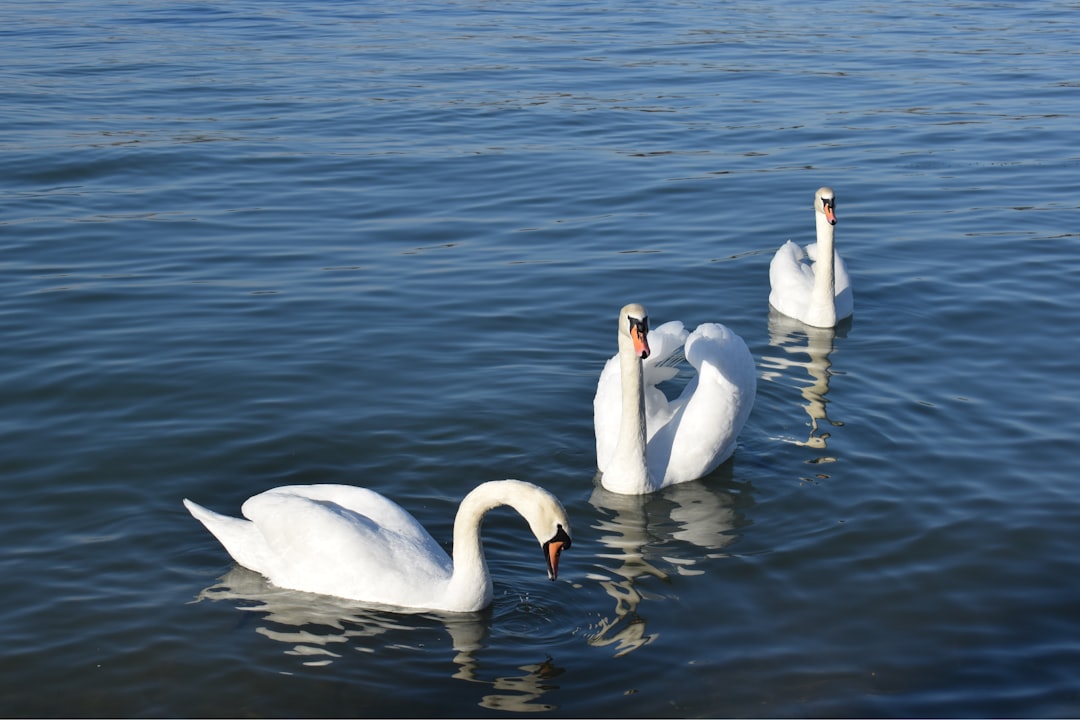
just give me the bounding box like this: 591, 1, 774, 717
3, 0, 1079, 716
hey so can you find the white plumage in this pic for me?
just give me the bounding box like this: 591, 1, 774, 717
593, 303, 756, 495
184, 479, 571, 613
769, 187, 853, 328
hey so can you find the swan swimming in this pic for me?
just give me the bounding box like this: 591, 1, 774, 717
593, 303, 756, 495
184, 479, 572, 613
769, 186, 854, 328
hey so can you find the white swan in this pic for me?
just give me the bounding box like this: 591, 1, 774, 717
769, 186, 854, 328
183, 479, 572, 613
593, 303, 757, 495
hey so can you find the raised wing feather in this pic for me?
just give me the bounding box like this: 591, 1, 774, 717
646, 323, 757, 485
768, 240, 814, 319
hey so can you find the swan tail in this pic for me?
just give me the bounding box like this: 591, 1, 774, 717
183, 498, 272, 576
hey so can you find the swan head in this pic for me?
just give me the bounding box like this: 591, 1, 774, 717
515, 481, 572, 582
468, 479, 572, 582
618, 303, 651, 360
815, 187, 837, 226
543, 523, 572, 581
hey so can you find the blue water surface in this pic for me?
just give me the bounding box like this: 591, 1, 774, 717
2, 0, 1080, 716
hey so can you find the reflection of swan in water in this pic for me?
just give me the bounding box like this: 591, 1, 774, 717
458, 653, 566, 713
194, 567, 565, 711
195, 566, 461, 666
762, 308, 847, 452
585, 479, 740, 657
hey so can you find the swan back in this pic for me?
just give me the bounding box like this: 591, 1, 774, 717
237, 485, 451, 606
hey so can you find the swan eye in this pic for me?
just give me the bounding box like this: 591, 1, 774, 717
820, 196, 837, 225
543, 525, 571, 555
555, 524, 571, 549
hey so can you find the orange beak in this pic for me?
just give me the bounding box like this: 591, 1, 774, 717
543, 525, 571, 581
631, 324, 651, 359
824, 203, 837, 226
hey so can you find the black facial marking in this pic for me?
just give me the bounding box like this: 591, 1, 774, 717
542, 524, 572, 580
628, 316, 649, 336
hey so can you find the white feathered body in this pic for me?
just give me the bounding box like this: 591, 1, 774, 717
594, 320, 757, 494
184, 485, 458, 611
185, 479, 571, 613
769, 240, 853, 327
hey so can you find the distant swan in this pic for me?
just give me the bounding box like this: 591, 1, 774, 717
593, 303, 756, 495
184, 479, 572, 613
769, 187, 853, 328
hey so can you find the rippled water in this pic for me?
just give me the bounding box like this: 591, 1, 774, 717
3, 0, 1080, 716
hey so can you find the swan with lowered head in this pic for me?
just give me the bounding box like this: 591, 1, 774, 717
593, 303, 756, 495
183, 479, 571, 613
769, 187, 853, 328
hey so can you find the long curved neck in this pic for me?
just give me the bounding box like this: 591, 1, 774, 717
809, 211, 837, 327
444, 485, 501, 612
444, 481, 548, 612
606, 337, 652, 494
